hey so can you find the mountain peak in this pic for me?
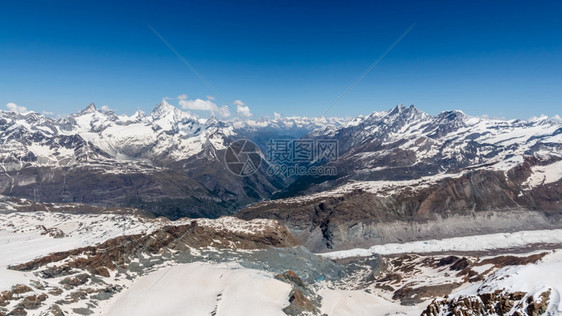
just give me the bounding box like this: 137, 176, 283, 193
388, 104, 424, 116
436, 110, 469, 123
205, 116, 220, 125
384, 104, 428, 122
131, 110, 145, 120
80, 103, 98, 114
389, 104, 406, 115
151, 100, 179, 117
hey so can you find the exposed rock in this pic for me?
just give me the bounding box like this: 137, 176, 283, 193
37, 225, 65, 238
11, 285, 32, 295
527, 290, 550, 315
49, 304, 65, 316
90, 267, 110, 278
283, 289, 319, 315
37, 266, 75, 279
89, 285, 122, 301
437, 256, 460, 267
10, 220, 299, 275
238, 161, 562, 252
47, 288, 63, 296
67, 290, 89, 303
421, 289, 552, 316
8, 307, 27, 316
0, 291, 14, 307
450, 257, 472, 271
29, 280, 45, 290
59, 274, 90, 288
15, 294, 48, 310
71, 307, 93, 315
275, 271, 322, 315
478, 252, 547, 267
275, 270, 306, 289
393, 283, 461, 305
420, 250, 555, 316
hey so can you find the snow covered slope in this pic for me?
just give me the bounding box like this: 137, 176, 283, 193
1, 207, 561, 316
321, 229, 562, 259
423, 250, 562, 315
101, 262, 292, 316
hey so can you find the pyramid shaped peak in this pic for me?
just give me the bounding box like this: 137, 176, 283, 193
151, 100, 180, 118
153, 100, 175, 112
80, 103, 98, 114
437, 109, 468, 121
389, 104, 405, 114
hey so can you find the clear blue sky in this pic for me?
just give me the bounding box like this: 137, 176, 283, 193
1, 0, 561, 119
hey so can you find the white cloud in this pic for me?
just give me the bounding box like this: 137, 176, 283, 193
6, 102, 28, 114
179, 98, 230, 118
550, 114, 562, 123
206, 95, 215, 100
273, 112, 282, 120
529, 114, 548, 121
527, 114, 562, 123
180, 98, 218, 111
177, 94, 188, 100
234, 100, 252, 117
100, 105, 113, 112
218, 106, 231, 117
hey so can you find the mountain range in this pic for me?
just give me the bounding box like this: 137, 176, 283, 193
0, 101, 346, 218
1, 103, 562, 315
0, 103, 560, 227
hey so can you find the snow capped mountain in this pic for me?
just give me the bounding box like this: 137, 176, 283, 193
238, 105, 562, 253
306, 104, 561, 182
10, 102, 558, 177
0, 103, 351, 170
0, 102, 353, 218
0, 103, 561, 316
0, 103, 560, 220
42, 102, 223, 164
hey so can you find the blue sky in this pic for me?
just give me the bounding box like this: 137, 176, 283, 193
1, 0, 561, 119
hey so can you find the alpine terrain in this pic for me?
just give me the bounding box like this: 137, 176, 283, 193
1, 103, 561, 316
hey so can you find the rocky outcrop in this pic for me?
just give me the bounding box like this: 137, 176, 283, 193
393, 283, 461, 306
422, 289, 551, 316
15, 293, 48, 310
37, 225, 65, 238
328, 249, 549, 310
3, 218, 300, 315
10, 219, 299, 273
419, 252, 552, 315
238, 162, 562, 252
275, 271, 323, 316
